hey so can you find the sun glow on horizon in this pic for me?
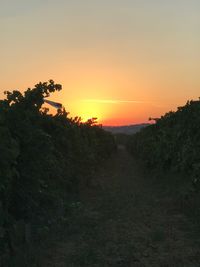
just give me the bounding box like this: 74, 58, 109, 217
71, 100, 107, 123
68, 98, 157, 126
76, 98, 150, 125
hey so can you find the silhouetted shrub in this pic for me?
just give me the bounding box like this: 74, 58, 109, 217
0, 80, 116, 265
128, 99, 200, 181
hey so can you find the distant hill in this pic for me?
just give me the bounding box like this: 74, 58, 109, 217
103, 123, 150, 135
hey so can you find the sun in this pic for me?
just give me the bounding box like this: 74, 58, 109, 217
72, 100, 106, 123
81, 102, 103, 122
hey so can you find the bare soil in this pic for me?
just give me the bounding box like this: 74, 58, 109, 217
38, 146, 200, 267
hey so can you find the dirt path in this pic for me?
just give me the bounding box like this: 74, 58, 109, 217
40, 146, 200, 267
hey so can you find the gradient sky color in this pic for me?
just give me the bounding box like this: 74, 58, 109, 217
0, 0, 200, 125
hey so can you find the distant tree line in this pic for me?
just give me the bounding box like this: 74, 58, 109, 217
0, 80, 116, 266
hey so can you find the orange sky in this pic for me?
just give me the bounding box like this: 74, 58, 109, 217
0, 0, 200, 125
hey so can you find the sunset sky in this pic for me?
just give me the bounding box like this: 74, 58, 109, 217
0, 0, 199, 125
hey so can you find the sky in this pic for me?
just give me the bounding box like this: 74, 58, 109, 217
0, 0, 200, 125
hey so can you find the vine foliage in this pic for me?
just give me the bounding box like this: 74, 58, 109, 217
0, 81, 116, 265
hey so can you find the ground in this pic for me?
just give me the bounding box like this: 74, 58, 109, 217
37, 146, 200, 267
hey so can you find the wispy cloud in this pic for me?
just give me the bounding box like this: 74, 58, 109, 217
82, 99, 147, 104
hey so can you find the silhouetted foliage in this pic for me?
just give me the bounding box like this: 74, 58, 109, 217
128, 99, 200, 183
0, 81, 116, 265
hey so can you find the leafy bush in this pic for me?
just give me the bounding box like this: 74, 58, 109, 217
0, 80, 116, 265
127, 99, 200, 180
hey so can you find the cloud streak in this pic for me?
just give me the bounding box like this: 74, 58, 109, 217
82, 99, 147, 104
